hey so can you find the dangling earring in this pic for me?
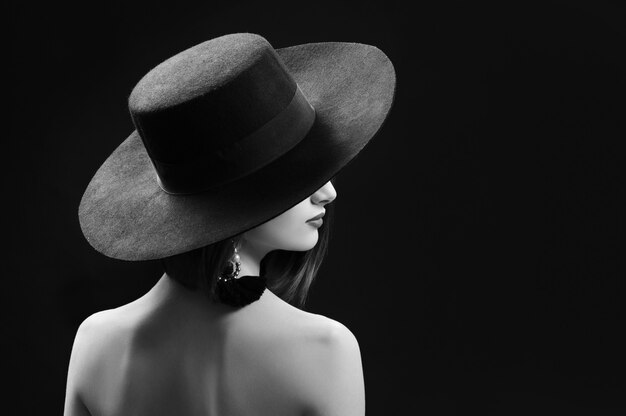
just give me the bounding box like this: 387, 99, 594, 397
216, 238, 267, 307
218, 239, 241, 282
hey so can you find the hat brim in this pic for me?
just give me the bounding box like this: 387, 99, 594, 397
78, 41, 396, 261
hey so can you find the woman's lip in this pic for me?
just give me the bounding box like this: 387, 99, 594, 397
307, 219, 323, 227
307, 212, 325, 222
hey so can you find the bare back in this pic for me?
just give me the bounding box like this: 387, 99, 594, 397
64, 275, 365, 416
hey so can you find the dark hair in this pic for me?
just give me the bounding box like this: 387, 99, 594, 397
161, 181, 336, 308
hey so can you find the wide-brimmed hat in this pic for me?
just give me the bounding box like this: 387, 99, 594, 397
78, 33, 396, 261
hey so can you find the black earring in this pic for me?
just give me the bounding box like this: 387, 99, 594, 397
216, 239, 267, 307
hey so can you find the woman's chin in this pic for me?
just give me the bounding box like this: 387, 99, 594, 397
290, 232, 319, 251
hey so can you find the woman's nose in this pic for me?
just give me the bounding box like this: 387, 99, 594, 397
313, 181, 337, 206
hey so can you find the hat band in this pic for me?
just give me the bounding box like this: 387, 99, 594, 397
152, 84, 316, 195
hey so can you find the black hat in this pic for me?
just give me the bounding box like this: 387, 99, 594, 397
78, 33, 396, 261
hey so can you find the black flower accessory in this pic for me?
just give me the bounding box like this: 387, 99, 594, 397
216, 274, 267, 307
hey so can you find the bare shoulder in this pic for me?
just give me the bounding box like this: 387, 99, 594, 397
266, 309, 365, 416
72, 306, 130, 351
253, 291, 360, 357
76, 307, 118, 335
70, 309, 113, 358
67, 306, 130, 378
64, 307, 128, 416
257, 290, 359, 346
294, 311, 360, 349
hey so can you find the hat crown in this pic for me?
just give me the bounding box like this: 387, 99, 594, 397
130, 33, 281, 112
127, 33, 315, 194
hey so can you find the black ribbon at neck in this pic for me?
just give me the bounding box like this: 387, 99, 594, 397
216, 274, 267, 307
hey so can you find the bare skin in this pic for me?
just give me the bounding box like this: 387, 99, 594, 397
64, 181, 365, 416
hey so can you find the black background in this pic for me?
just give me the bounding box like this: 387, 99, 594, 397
8, 0, 625, 414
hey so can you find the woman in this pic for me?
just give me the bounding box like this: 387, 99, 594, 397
65, 33, 395, 416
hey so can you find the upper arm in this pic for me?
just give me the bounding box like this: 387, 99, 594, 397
63, 314, 103, 416
298, 321, 365, 416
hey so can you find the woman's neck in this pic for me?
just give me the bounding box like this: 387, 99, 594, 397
238, 239, 273, 276
147, 272, 280, 315
149, 273, 232, 315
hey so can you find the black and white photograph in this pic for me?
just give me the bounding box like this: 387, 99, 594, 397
8, 0, 625, 414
